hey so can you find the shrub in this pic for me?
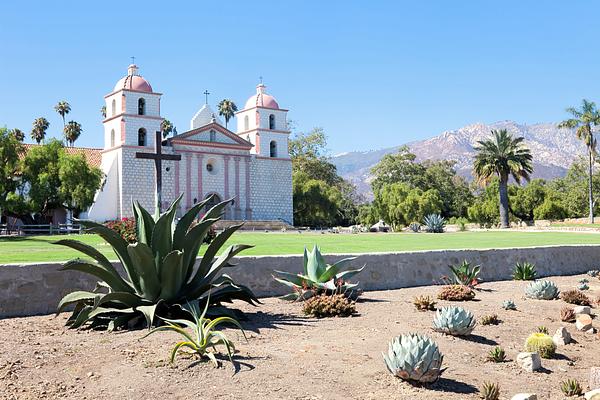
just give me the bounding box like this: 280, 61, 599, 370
437, 285, 476, 301
432, 306, 476, 336
302, 293, 356, 318
383, 333, 444, 383
408, 222, 421, 232
55, 195, 258, 330
480, 314, 500, 326
480, 381, 500, 400
413, 295, 437, 311
512, 262, 537, 281
273, 245, 365, 300
502, 300, 517, 310
524, 332, 556, 359
423, 213, 445, 233
560, 379, 583, 397
525, 280, 559, 300
561, 289, 591, 306
104, 218, 136, 243
143, 300, 245, 367
560, 307, 576, 322
448, 260, 481, 287
486, 346, 506, 363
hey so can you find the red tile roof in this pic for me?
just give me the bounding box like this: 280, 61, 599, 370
21, 144, 102, 168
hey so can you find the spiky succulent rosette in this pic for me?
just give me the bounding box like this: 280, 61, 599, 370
524, 280, 559, 300
382, 333, 445, 383
432, 306, 476, 336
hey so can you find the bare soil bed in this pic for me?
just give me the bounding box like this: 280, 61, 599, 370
1, 274, 599, 400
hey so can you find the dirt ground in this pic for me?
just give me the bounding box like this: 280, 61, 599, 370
1, 274, 599, 400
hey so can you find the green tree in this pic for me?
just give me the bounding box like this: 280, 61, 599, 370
10, 128, 25, 141
160, 119, 174, 138
0, 128, 23, 220
54, 100, 71, 127
473, 129, 533, 228
467, 180, 500, 227
422, 159, 473, 218
293, 171, 342, 227
510, 179, 547, 221
558, 99, 600, 223
370, 145, 427, 193
31, 117, 50, 144
58, 152, 103, 214
372, 183, 442, 229
217, 99, 238, 128
63, 120, 82, 147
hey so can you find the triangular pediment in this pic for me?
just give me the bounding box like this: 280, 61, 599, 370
170, 123, 253, 149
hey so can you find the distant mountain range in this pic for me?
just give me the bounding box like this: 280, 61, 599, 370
332, 120, 585, 198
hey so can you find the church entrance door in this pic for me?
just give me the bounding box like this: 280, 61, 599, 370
204, 193, 222, 214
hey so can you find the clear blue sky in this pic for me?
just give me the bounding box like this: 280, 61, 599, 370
2, 1, 599, 154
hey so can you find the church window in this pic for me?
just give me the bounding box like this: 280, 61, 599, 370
206, 163, 214, 172
111, 99, 116, 116
269, 114, 276, 130
110, 129, 115, 147
138, 98, 146, 115
209, 130, 216, 142
138, 128, 147, 146
244, 115, 249, 131
270, 140, 277, 158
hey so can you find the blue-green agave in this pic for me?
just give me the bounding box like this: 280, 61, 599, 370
524, 280, 559, 300
423, 213, 446, 233
502, 300, 517, 310
382, 333, 445, 383
432, 306, 476, 336
273, 245, 365, 300
55, 195, 258, 330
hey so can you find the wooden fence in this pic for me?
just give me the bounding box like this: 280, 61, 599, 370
0, 224, 82, 236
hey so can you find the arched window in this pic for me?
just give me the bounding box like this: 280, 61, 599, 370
209, 130, 216, 142
269, 114, 276, 130
244, 115, 249, 131
111, 99, 116, 116
270, 140, 277, 158
138, 128, 147, 146
138, 98, 146, 115
110, 129, 115, 147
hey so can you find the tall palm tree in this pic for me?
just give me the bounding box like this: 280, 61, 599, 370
558, 99, 600, 223
473, 129, 533, 228
63, 121, 82, 147
10, 128, 25, 141
54, 101, 71, 127
160, 119, 174, 138
100, 105, 107, 119
31, 117, 50, 144
217, 99, 238, 128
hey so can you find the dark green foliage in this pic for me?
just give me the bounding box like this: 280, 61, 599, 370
448, 260, 481, 287
560, 378, 583, 397
55, 195, 258, 330
512, 262, 537, 280
486, 346, 506, 363
302, 293, 356, 318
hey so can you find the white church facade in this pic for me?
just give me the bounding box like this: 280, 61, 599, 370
87, 64, 293, 224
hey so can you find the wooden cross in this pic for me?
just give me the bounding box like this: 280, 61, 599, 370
131, 56, 135, 64
135, 131, 181, 214
203, 89, 210, 104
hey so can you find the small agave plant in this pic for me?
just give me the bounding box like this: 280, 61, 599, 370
432, 306, 476, 336
578, 282, 589, 291
524, 280, 559, 300
587, 270, 599, 278
502, 300, 517, 310
382, 333, 445, 383
273, 245, 365, 300
423, 214, 446, 233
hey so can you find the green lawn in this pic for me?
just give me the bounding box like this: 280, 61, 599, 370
1, 230, 599, 264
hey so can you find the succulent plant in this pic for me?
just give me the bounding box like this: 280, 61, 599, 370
437, 285, 476, 301
587, 270, 599, 277
423, 214, 446, 233
408, 222, 421, 233
302, 294, 356, 318
512, 262, 537, 281
579, 278, 589, 284
55, 195, 258, 330
480, 381, 500, 400
480, 314, 500, 326
142, 298, 245, 367
273, 245, 365, 300
382, 333, 445, 383
432, 306, 476, 336
560, 307, 576, 322
413, 295, 437, 311
561, 289, 591, 306
486, 346, 506, 363
525, 280, 559, 300
578, 282, 589, 291
502, 300, 517, 310
560, 378, 583, 397
524, 332, 556, 359
536, 325, 549, 334
448, 260, 481, 287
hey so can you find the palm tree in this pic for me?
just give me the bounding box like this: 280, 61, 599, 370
160, 119, 174, 138
473, 129, 533, 228
63, 121, 82, 146
217, 99, 238, 128
100, 105, 107, 119
558, 99, 600, 223
31, 117, 50, 144
54, 101, 71, 127
10, 128, 25, 141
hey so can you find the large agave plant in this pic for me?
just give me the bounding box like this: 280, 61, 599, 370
382, 333, 445, 383
524, 279, 559, 300
273, 245, 365, 300
55, 195, 258, 330
432, 306, 476, 336
423, 214, 445, 233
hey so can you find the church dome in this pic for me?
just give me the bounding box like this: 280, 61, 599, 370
245, 83, 279, 109
114, 64, 153, 93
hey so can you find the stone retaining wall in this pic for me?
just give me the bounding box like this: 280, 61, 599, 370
1, 245, 598, 319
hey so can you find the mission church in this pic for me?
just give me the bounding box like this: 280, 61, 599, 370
86, 64, 293, 224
